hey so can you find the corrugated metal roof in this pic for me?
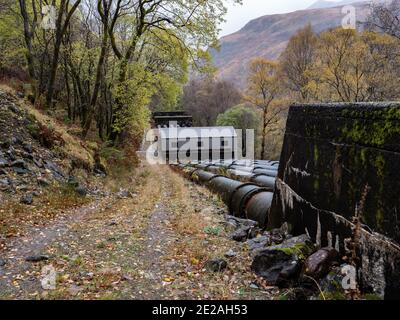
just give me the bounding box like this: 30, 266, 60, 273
158, 127, 237, 139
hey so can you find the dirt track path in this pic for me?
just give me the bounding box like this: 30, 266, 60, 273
0, 198, 111, 297
0, 165, 276, 300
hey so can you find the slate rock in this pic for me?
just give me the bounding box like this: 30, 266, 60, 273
251, 249, 302, 288
8, 104, 20, 114
68, 176, 79, 188
225, 215, 259, 228
247, 235, 272, 252
11, 159, 26, 168
305, 247, 339, 279
0, 141, 10, 149
318, 266, 347, 298
0, 178, 11, 191
67, 285, 83, 296
21, 151, 33, 160
94, 168, 106, 177
231, 226, 252, 242
6, 149, 16, 161
17, 185, 29, 192
14, 167, 29, 175
22, 143, 33, 153
206, 258, 228, 272
20, 194, 34, 205
223, 220, 238, 233
0, 157, 8, 168
228, 216, 260, 242
0, 258, 6, 267
224, 249, 237, 258
10, 136, 22, 145
268, 234, 315, 258
37, 177, 50, 187
25, 255, 49, 262
33, 158, 43, 168
45, 161, 64, 179
117, 189, 130, 199
75, 185, 88, 197
251, 234, 315, 288
32, 191, 40, 197
249, 283, 259, 290
270, 228, 286, 245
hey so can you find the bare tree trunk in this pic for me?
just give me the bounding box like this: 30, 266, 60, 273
46, 0, 81, 108
18, 0, 37, 93
82, 0, 110, 137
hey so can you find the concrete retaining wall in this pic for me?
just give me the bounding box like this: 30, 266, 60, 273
269, 103, 400, 299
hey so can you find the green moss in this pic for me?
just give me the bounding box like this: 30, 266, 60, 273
313, 144, 319, 163
363, 293, 383, 301
376, 209, 384, 230
330, 279, 343, 291
278, 294, 290, 301
374, 154, 386, 179
321, 291, 347, 300
26, 122, 40, 138
360, 148, 367, 166
277, 243, 313, 260
313, 178, 320, 193
341, 107, 400, 147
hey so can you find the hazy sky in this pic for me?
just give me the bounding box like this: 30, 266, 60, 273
220, 0, 347, 36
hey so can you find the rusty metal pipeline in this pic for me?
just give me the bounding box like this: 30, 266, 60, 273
245, 192, 274, 226
208, 176, 244, 204
253, 169, 278, 177
173, 164, 274, 227
191, 170, 219, 185
250, 174, 276, 190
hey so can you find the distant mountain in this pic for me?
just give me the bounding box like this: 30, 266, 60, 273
211, 1, 371, 87
308, 0, 368, 10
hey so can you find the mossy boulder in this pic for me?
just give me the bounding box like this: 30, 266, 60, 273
268, 234, 315, 260
251, 235, 315, 287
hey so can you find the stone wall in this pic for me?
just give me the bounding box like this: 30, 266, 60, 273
269, 103, 400, 299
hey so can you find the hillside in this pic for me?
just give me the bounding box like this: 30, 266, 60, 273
307, 0, 368, 9
211, 1, 370, 87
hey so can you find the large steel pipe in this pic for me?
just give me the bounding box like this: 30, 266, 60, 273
253, 169, 278, 177
181, 163, 277, 190
245, 192, 274, 226
229, 184, 272, 226
250, 174, 276, 190
191, 170, 218, 185
229, 165, 254, 173
206, 165, 227, 174
226, 169, 254, 182
208, 177, 273, 227
182, 166, 199, 179
230, 164, 278, 172
212, 162, 235, 169
230, 184, 262, 216
253, 165, 279, 171
208, 176, 243, 204
194, 163, 212, 170
172, 165, 274, 227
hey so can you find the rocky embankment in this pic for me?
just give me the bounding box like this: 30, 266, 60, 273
222, 214, 382, 300
0, 89, 106, 205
